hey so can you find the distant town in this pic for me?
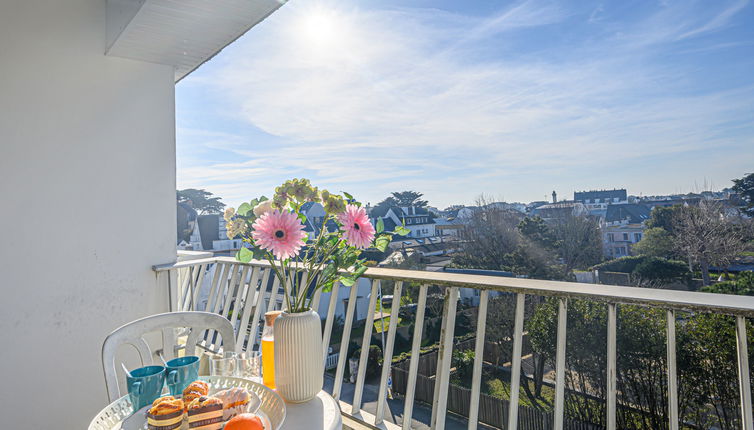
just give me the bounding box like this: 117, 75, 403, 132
176, 184, 749, 276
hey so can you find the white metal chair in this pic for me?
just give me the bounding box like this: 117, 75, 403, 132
101, 311, 236, 401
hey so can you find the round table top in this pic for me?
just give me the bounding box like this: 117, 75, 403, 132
282, 391, 342, 430
89, 376, 340, 430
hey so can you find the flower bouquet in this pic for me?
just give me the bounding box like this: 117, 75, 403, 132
224, 178, 407, 402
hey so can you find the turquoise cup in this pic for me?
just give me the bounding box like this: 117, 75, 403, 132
166, 355, 200, 396
127, 365, 166, 412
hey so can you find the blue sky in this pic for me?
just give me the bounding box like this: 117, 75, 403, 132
176, 0, 754, 209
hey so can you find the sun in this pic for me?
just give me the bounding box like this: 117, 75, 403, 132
301, 8, 338, 46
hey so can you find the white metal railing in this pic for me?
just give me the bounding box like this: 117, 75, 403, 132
153, 256, 754, 430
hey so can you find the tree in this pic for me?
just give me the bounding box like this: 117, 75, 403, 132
528, 300, 693, 429
701, 271, 754, 295
518, 216, 558, 250
673, 200, 748, 285
391, 191, 428, 208
732, 172, 754, 216
646, 205, 685, 234
632, 227, 675, 258
631, 257, 690, 288
371, 196, 398, 217
553, 214, 603, 272
177, 188, 225, 214
452, 199, 523, 271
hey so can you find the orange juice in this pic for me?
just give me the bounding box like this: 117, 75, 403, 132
261, 336, 275, 389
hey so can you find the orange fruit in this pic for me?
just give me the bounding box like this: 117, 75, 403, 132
225, 413, 265, 430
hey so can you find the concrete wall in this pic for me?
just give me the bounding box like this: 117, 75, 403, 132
0, 1, 176, 428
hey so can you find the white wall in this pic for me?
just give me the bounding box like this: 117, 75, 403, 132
0, 1, 176, 428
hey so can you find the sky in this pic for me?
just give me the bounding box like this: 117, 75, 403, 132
176, 0, 754, 209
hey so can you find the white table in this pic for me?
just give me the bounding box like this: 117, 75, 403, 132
282, 391, 342, 430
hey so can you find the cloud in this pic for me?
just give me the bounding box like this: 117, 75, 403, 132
677, 0, 749, 40
177, 0, 754, 207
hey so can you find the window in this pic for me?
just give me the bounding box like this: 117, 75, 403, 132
623, 233, 629, 241
634, 233, 642, 242
607, 233, 615, 242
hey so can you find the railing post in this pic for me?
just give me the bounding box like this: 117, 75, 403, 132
553, 297, 568, 430
321, 281, 342, 364
736, 316, 753, 430
432, 287, 458, 430
375, 281, 403, 425
351, 279, 380, 415
333, 280, 360, 400
468, 289, 489, 430
508, 293, 527, 430
666, 310, 678, 430
607, 303, 617, 430
402, 284, 428, 430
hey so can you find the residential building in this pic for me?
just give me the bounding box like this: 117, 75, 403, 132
2, 2, 285, 427
574, 189, 628, 213
602, 203, 651, 258
531, 201, 588, 222
378, 206, 436, 238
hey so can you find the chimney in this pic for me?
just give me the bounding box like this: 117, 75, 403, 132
552, 190, 557, 203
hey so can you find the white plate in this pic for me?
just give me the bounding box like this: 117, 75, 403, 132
121, 390, 261, 430
90, 377, 285, 430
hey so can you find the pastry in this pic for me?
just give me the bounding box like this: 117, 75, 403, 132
214, 387, 252, 420
146, 396, 185, 430
224, 413, 265, 430
182, 380, 210, 410
187, 396, 224, 430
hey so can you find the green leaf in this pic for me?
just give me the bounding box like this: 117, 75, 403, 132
259, 195, 268, 202
343, 191, 353, 200
339, 276, 356, 287
394, 226, 410, 236
376, 218, 384, 234
237, 202, 252, 216
375, 235, 390, 252
236, 247, 253, 263
322, 281, 334, 293
352, 265, 368, 278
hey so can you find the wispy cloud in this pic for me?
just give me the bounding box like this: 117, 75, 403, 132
177, 0, 754, 207
677, 0, 749, 40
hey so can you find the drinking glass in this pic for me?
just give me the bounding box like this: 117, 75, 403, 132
237, 351, 262, 382
210, 352, 237, 377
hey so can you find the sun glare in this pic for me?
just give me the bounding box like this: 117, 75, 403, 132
301, 9, 338, 45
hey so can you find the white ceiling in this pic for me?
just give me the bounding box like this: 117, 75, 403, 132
106, 0, 285, 82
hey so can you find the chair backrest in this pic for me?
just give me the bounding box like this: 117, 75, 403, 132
101, 311, 236, 401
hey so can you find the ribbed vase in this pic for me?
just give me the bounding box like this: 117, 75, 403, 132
273, 309, 323, 403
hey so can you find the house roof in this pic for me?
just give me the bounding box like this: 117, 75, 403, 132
605, 204, 650, 224
197, 214, 221, 250
574, 189, 627, 202
106, 0, 286, 82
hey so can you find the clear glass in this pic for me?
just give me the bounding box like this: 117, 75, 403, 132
210, 352, 237, 377
237, 351, 262, 382
262, 314, 277, 389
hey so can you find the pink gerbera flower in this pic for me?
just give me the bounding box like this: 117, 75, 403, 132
251, 210, 307, 260
338, 204, 376, 249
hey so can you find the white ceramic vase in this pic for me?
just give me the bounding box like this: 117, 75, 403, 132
273, 309, 323, 403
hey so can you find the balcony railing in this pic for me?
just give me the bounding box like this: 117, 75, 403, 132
153, 255, 754, 430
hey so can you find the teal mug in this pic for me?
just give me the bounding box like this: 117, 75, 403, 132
127, 365, 166, 412
166, 356, 200, 396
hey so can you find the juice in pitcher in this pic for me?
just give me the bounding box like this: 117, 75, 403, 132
261, 311, 282, 389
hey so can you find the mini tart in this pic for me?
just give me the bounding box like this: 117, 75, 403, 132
187, 396, 224, 430
214, 387, 252, 420
147, 396, 185, 430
